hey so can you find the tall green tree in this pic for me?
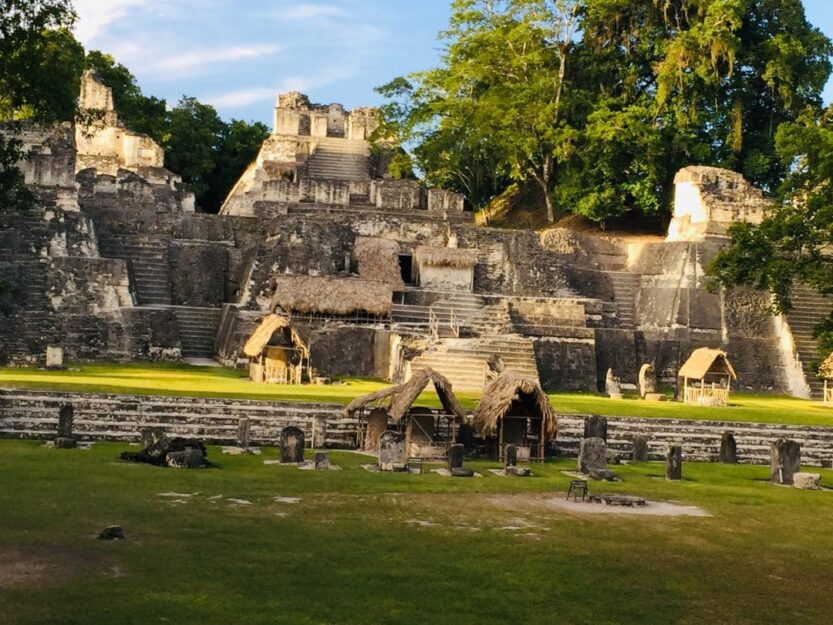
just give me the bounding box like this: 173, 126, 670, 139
202, 119, 270, 213
710, 105, 833, 358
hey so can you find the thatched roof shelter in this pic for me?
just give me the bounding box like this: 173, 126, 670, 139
472, 373, 557, 440
344, 368, 466, 421
414, 246, 478, 268
820, 353, 833, 380
270, 275, 392, 316
243, 314, 308, 358
678, 348, 737, 381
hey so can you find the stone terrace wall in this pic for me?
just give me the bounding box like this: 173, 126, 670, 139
4, 390, 832, 467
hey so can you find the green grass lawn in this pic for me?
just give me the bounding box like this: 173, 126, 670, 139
1, 440, 832, 624
1, 361, 832, 426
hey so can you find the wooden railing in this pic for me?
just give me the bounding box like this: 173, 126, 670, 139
449, 308, 460, 338
428, 307, 439, 341
684, 386, 730, 407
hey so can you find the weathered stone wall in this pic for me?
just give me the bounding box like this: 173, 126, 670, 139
307, 325, 391, 378
169, 242, 229, 308
534, 338, 597, 391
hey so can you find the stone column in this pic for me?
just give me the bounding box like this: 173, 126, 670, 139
719, 432, 737, 464
770, 438, 801, 485
666, 446, 682, 480
632, 436, 649, 462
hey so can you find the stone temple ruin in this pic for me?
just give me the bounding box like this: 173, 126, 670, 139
1, 71, 832, 399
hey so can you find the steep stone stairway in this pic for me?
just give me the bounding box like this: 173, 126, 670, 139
98, 235, 172, 305
392, 292, 487, 337
305, 137, 369, 181
409, 335, 539, 392
606, 271, 640, 329
785, 285, 833, 399
172, 307, 223, 359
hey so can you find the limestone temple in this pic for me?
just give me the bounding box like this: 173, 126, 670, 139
1, 70, 832, 398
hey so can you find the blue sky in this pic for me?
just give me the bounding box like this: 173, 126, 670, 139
74, 0, 833, 125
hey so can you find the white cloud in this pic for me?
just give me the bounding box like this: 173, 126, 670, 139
73, 0, 149, 44
282, 3, 346, 20
155, 44, 283, 75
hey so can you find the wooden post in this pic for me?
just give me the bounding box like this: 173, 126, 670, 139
498, 418, 504, 462
539, 416, 546, 462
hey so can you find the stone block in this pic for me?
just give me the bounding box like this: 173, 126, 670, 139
771, 439, 801, 485
504, 444, 518, 468
793, 472, 821, 490
166, 448, 207, 468
57, 404, 74, 438
313, 452, 330, 471
666, 446, 683, 480
54, 437, 78, 449
280, 426, 305, 464
638, 363, 657, 399
578, 437, 607, 474
237, 417, 251, 449
45, 346, 64, 369
719, 432, 738, 464
448, 444, 465, 471
632, 436, 649, 462
644, 393, 666, 402
451, 467, 474, 478
378, 430, 406, 471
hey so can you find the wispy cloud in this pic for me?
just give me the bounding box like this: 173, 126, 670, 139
73, 0, 149, 44
154, 44, 283, 76
282, 3, 346, 20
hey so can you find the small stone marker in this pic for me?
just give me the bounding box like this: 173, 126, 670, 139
45, 346, 64, 370
578, 437, 607, 474
280, 426, 305, 464
378, 430, 407, 471
166, 448, 207, 468
447, 444, 473, 477
313, 451, 330, 470
237, 418, 251, 449
54, 404, 77, 449
719, 432, 738, 464
98, 525, 125, 540
638, 363, 657, 399
632, 435, 649, 462
504, 444, 518, 468
312, 415, 327, 449
666, 446, 683, 480
771, 438, 801, 485
605, 369, 623, 400
793, 472, 821, 490
583, 415, 608, 441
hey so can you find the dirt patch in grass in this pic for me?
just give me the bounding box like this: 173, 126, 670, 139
0, 545, 122, 590
487, 493, 710, 518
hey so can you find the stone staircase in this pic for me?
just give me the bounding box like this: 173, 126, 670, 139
392, 292, 487, 337
606, 271, 640, 329
172, 307, 223, 358
557, 414, 833, 467
305, 137, 369, 181
409, 335, 539, 393
98, 235, 171, 305
785, 285, 833, 399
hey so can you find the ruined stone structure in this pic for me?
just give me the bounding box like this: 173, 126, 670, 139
2, 85, 831, 399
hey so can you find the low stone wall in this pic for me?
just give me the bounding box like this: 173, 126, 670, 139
3, 390, 832, 467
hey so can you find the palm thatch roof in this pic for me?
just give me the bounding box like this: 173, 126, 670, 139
270, 275, 392, 316
414, 246, 478, 268
243, 314, 308, 358
678, 348, 737, 380
820, 353, 833, 380
344, 368, 466, 421
472, 373, 557, 440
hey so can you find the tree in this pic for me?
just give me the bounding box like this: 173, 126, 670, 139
0, 1, 82, 122
201, 119, 270, 213
709, 105, 833, 358
164, 97, 226, 206
378, 0, 580, 222
0, 134, 34, 210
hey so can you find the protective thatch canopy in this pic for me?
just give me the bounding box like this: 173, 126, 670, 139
344, 368, 466, 422
472, 373, 557, 439
270, 275, 392, 316
414, 246, 478, 268
678, 348, 737, 380
821, 353, 833, 380
243, 314, 307, 358
353, 237, 404, 287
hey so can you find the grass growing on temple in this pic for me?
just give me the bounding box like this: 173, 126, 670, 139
1, 361, 831, 426
1, 440, 832, 624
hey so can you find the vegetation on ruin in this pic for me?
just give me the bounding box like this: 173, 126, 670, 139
379, 0, 832, 224
710, 104, 833, 362
1, 440, 833, 624
2, 362, 832, 426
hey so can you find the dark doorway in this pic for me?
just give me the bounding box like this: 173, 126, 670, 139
399, 254, 414, 284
